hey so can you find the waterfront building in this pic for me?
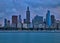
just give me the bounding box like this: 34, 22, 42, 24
26, 6, 30, 24
32, 15, 43, 29
12, 15, 18, 28
46, 10, 51, 27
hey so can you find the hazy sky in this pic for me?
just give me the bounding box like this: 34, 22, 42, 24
0, 0, 60, 25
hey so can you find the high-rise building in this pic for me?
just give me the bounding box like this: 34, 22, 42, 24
32, 15, 43, 24
51, 15, 55, 24
17, 15, 22, 29
4, 18, 7, 27
24, 19, 27, 23
32, 15, 43, 29
7, 20, 10, 27
19, 15, 22, 23
12, 15, 18, 28
46, 10, 51, 27
26, 6, 30, 24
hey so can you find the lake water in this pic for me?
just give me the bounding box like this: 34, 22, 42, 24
0, 30, 60, 43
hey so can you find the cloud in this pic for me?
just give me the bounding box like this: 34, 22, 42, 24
0, 0, 60, 21
25, 0, 60, 8
0, 0, 60, 12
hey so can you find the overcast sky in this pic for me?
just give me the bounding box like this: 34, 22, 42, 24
0, 0, 60, 25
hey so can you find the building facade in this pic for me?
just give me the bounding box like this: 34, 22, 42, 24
46, 10, 51, 27
12, 15, 18, 28
4, 18, 7, 27
26, 6, 30, 24
51, 15, 55, 24
32, 15, 43, 29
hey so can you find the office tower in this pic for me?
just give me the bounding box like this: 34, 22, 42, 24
24, 19, 26, 23
23, 19, 27, 28
32, 15, 43, 24
19, 15, 22, 23
32, 15, 43, 29
56, 20, 60, 30
7, 20, 10, 27
44, 18, 46, 29
44, 19, 46, 23
46, 10, 51, 27
51, 15, 55, 24
4, 18, 7, 27
12, 15, 18, 28
26, 6, 30, 24
17, 15, 22, 29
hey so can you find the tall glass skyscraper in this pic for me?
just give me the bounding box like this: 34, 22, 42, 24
46, 10, 51, 27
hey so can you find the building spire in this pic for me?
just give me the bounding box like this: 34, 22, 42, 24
27, 6, 29, 11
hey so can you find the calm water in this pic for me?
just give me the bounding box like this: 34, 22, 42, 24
0, 31, 60, 43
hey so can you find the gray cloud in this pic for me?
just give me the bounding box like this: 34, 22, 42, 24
25, 0, 60, 8
0, 0, 60, 21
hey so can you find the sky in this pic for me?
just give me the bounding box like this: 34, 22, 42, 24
0, 0, 60, 26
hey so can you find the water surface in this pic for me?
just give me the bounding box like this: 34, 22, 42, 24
0, 31, 60, 43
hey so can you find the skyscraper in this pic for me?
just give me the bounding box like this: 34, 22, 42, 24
46, 10, 51, 27
26, 6, 30, 24
32, 15, 43, 29
4, 18, 7, 27
24, 19, 27, 23
19, 15, 22, 23
7, 20, 10, 27
32, 15, 43, 24
51, 15, 55, 24
12, 15, 18, 28
17, 15, 22, 29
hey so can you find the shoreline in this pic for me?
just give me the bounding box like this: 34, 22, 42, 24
0, 30, 60, 33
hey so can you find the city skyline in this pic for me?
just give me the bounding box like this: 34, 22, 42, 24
0, 0, 60, 26
0, 6, 60, 30
0, 1, 60, 43
0, 6, 60, 26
